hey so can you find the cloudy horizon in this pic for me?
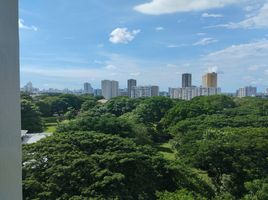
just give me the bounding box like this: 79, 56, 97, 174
20, 0, 268, 92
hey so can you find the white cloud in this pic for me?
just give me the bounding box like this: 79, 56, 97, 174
166, 64, 177, 68
197, 32, 207, 36
202, 13, 223, 18
134, 0, 239, 15
193, 37, 218, 46
213, 3, 268, 29
109, 28, 140, 44
248, 64, 268, 71
207, 66, 219, 73
105, 65, 117, 70
19, 18, 38, 31
130, 72, 141, 76
167, 44, 186, 48
155, 26, 164, 31
205, 39, 268, 59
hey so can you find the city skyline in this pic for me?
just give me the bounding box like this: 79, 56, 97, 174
20, 0, 268, 92
22, 72, 266, 96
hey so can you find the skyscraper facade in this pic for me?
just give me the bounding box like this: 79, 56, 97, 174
182, 73, 192, 88
237, 86, 257, 97
101, 80, 119, 99
83, 82, 93, 94
127, 79, 137, 97
131, 85, 159, 98
202, 72, 218, 88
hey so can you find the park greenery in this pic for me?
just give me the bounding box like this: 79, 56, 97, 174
21, 93, 268, 199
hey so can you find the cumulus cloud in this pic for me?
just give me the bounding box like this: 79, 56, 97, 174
212, 3, 268, 29
104, 65, 117, 70
208, 66, 218, 73
130, 72, 141, 76
134, 0, 239, 15
19, 18, 38, 31
202, 13, 223, 18
155, 26, 164, 31
205, 39, 268, 59
109, 28, 140, 44
193, 37, 218, 46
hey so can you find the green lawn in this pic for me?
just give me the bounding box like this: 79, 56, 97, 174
44, 122, 57, 133
157, 142, 176, 161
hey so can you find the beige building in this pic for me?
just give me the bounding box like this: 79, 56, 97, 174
202, 72, 218, 88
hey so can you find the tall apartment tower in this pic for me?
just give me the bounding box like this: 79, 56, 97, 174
127, 79, 137, 97
182, 73, 192, 88
83, 82, 93, 94
101, 80, 119, 100
202, 72, 218, 88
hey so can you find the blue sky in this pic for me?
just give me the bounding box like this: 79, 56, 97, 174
20, 0, 268, 92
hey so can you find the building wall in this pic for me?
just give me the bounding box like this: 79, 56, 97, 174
202, 72, 217, 88
182, 73, 192, 88
0, 0, 22, 199
127, 79, 137, 97
101, 80, 119, 99
101, 80, 112, 99
111, 80, 119, 98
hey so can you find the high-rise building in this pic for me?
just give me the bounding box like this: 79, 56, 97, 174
127, 79, 137, 97
169, 86, 221, 100
94, 89, 102, 96
202, 72, 217, 88
101, 80, 119, 99
182, 73, 192, 88
237, 86, 257, 98
151, 86, 159, 96
131, 85, 159, 98
83, 82, 93, 94
119, 89, 128, 97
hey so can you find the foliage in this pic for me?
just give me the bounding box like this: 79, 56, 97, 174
157, 189, 206, 200
22, 94, 268, 199
172, 128, 268, 198
23, 132, 213, 200
134, 96, 174, 124
104, 96, 140, 116
21, 99, 43, 133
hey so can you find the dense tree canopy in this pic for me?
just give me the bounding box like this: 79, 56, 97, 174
21, 99, 43, 133
23, 132, 213, 200
22, 94, 268, 199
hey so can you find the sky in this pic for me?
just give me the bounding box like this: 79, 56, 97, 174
19, 0, 268, 92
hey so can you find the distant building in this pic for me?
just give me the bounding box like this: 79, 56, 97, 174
119, 89, 128, 97
101, 80, 119, 99
131, 85, 159, 98
182, 73, 192, 88
22, 82, 39, 93
170, 86, 221, 100
237, 86, 257, 98
159, 91, 169, 97
127, 79, 137, 97
202, 72, 217, 88
94, 89, 102, 96
151, 86, 159, 96
83, 82, 93, 94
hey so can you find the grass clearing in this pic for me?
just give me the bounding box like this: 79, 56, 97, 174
44, 122, 57, 133
157, 142, 176, 161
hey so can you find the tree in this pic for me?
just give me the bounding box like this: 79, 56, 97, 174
23, 132, 213, 200
21, 99, 43, 133
172, 128, 268, 198
134, 96, 174, 124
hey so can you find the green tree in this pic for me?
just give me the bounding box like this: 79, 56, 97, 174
23, 132, 213, 200
21, 99, 43, 133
